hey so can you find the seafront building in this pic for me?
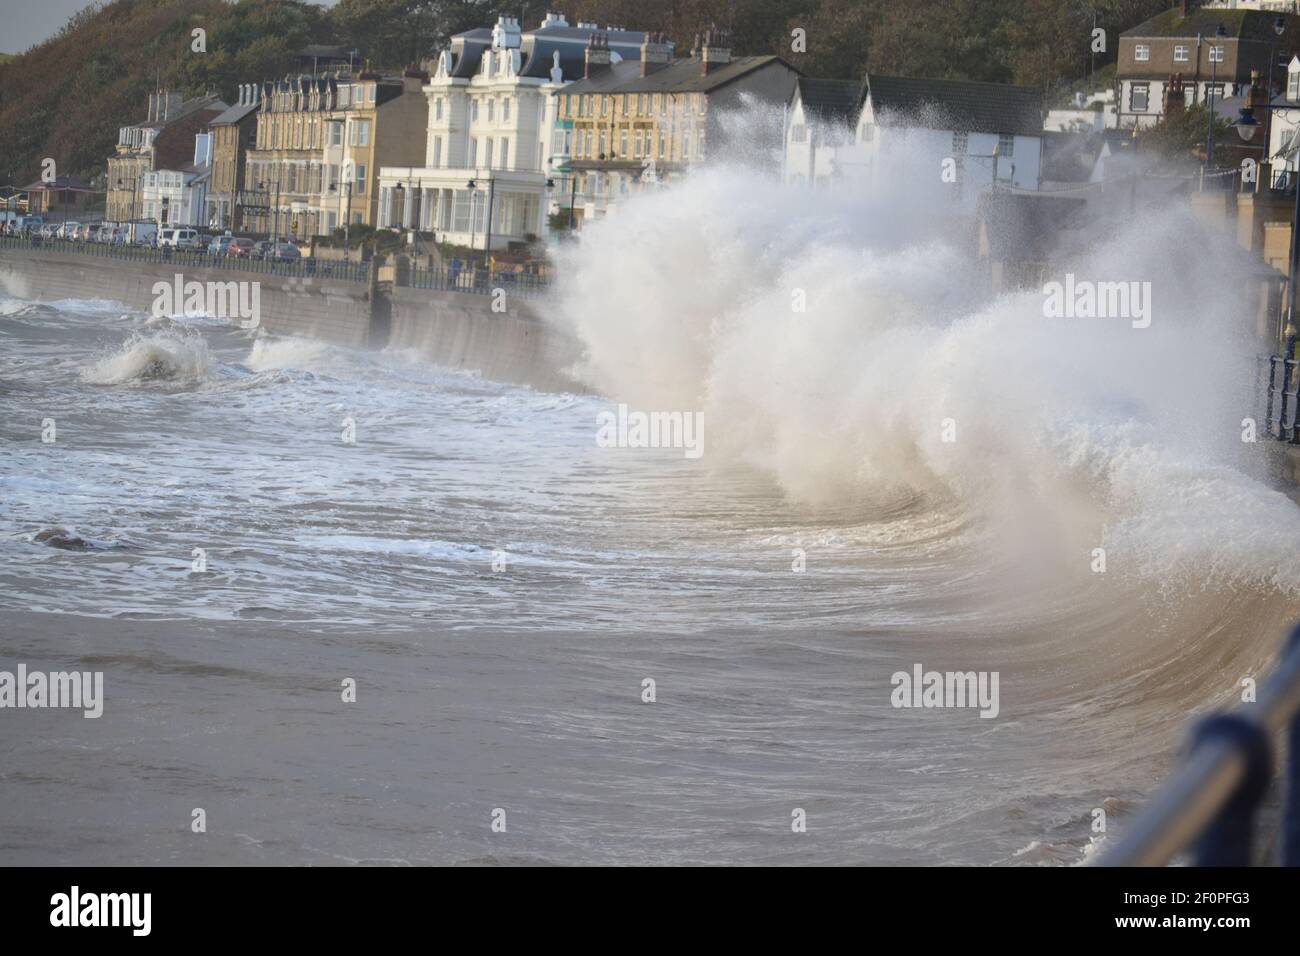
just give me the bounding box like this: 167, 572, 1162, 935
206, 84, 260, 230
106, 91, 227, 222
138, 131, 213, 227
783, 74, 1044, 212
241, 68, 426, 240
376, 14, 647, 249
1116, 3, 1300, 129
557, 28, 798, 223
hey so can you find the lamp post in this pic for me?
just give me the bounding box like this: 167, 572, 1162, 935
467, 175, 496, 254
1207, 23, 1228, 171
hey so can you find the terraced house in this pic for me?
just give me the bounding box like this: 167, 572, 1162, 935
557, 28, 798, 222
1117, 2, 1300, 128
206, 84, 260, 230
106, 90, 227, 222
242, 68, 425, 239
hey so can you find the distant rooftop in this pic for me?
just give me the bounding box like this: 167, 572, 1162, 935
865, 74, 1043, 137
563, 55, 789, 95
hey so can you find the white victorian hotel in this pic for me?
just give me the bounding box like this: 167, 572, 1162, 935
377, 14, 645, 250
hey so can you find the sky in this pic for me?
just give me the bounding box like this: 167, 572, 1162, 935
0, 0, 339, 55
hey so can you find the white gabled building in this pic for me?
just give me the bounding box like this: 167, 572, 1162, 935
377, 13, 646, 250
784, 74, 1044, 214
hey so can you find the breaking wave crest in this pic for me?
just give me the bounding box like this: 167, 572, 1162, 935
80, 330, 214, 385
552, 166, 1300, 595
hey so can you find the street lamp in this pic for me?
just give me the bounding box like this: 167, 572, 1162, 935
1207, 23, 1228, 170
466, 175, 496, 256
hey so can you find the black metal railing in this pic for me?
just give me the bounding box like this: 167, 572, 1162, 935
1098, 624, 1300, 866
0, 235, 552, 299
0, 234, 370, 283
1266, 354, 1300, 443
407, 263, 549, 299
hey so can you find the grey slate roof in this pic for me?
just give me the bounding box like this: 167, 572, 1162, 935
864, 74, 1043, 137
562, 55, 791, 95
796, 77, 860, 124
208, 101, 259, 126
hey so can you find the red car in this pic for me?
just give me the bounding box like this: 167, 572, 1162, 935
225, 238, 255, 258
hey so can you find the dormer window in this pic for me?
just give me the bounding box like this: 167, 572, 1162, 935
1134, 44, 1150, 62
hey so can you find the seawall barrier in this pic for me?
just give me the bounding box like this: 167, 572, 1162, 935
0, 244, 584, 394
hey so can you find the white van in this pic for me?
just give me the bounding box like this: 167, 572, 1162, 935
158, 228, 201, 250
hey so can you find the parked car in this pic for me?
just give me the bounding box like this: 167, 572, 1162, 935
269, 242, 301, 261
206, 235, 235, 256
56, 222, 80, 240
252, 240, 276, 260
38, 223, 59, 239
226, 238, 255, 259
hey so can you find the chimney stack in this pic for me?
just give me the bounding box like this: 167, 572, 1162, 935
700, 27, 731, 76
640, 32, 673, 76
585, 32, 611, 78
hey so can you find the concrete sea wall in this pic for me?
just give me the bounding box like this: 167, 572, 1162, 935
0, 246, 584, 393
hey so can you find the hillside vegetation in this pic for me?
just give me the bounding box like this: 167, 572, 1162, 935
0, 0, 1170, 187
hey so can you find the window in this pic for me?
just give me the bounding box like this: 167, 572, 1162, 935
433, 136, 442, 167
619, 129, 628, 156
997, 133, 1015, 157
484, 139, 493, 168
488, 99, 495, 122
1131, 81, 1149, 112
951, 131, 968, 154
1174, 45, 1188, 62
599, 129, 607, 158
1209, 45, 1224, 63
503, 99, 510, 122
367, 85, 376, 103
471, 100, 479, 122
354, 164, 366, 194
1290, 69, 1300, 100
499, 138, 508, 168
1134, 44, 1149, 62
435, 98, 444, 121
